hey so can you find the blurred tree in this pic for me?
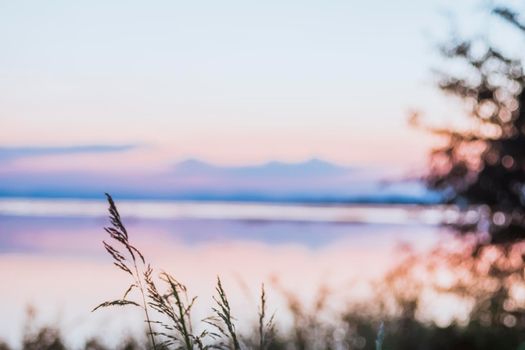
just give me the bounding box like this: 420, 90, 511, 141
415, 5, 525, 244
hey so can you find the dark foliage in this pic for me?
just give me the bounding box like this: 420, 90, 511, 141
370, 241, 525, 350
414, 5, 525, 244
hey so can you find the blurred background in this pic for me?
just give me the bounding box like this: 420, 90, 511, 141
3, 1, 525, 349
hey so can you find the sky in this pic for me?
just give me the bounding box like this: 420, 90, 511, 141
1, 0, 523, 174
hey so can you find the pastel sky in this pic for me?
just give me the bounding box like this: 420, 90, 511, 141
1, 0, 522, 171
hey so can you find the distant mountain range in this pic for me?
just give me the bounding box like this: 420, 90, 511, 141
0, 158, 440, 204
172, 158, 351, 179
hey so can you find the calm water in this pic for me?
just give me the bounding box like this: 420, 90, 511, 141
0, 198, 448, 347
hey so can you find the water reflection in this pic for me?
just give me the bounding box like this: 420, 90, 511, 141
0, 199, 444, 347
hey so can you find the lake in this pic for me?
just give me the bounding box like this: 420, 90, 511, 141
0, 198, 450, 347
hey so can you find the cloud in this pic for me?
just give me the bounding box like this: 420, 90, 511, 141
0, 144, 137, 162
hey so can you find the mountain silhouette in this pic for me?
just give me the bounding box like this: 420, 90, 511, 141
0, 158, 438, 203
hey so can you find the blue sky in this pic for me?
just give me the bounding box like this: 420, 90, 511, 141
1, 0, 522, 169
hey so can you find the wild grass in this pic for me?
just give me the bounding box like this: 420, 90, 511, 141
205, 277, 241, 350
92, 194, 156, 349
94, 194, 255, 350
256, 284, 275, 350
93, 194, 387, 349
